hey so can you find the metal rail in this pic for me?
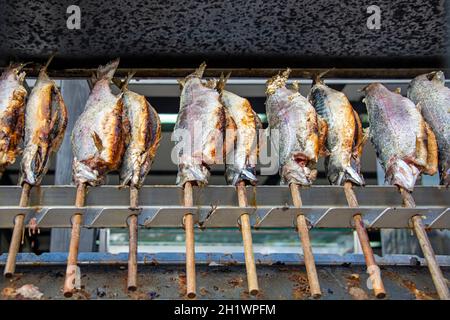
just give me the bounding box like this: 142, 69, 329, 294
0, 185, 447, 229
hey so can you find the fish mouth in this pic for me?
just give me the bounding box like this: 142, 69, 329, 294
176, 162, 210, 186
281, 157, 317, 186
385, 158, 420, 192
226, 165, 258, 186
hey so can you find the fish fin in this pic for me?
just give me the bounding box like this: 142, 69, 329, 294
352, 110, 367, 158
193, 62, 207, 78
216, 72, 231, 93
415, 101, 423, 113
291, 80, 300, 92
176, 78, 186, 89
423, 122, 438, 175
312, 68, 334, 86
92, 58, 120, 84
223, 107, 237, 161
393, 87, 402, 95
91, 132, 104, 153
40, 53, 56, 72
317, 115, 329, 157
48, 86, 68, 151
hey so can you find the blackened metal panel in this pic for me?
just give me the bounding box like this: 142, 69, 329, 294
0, 0, 448, 70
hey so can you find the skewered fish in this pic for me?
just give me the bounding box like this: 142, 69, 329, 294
363, 83, 438, 191
266, 69, 327, 185
72, 59, 129, 186
308, 74, 365, 186
115, 73, 161, 188
216, 73, 261, 186
407, 71, 450, 186
173, 63, 226, 186
20, 58, 68, 186
0, 63, 28, 175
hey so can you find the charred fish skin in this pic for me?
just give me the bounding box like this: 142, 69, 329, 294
20, 62, 68, 186
0, 64, 28, 174
173, 63, 226, 186
265, 69, 324, 186
216, 74, 261, 186
308, 76, 365, 186
72, 59, 129, 186
407, 71, 450, 186
118, 74, 162, 188
363, 83, 438, 191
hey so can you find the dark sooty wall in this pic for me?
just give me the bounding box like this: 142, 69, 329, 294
0, 0, 448, 69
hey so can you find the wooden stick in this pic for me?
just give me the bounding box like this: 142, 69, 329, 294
289, 183, 322, 298
63, 183, 86, 297
4, 183, 32, 277
399, 187, 450, 300
344, 181, 386, 299
127, 186, 139, 291
237, 181, 259, 296
184, 181, 196, 299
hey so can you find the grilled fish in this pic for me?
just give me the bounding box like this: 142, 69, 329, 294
20, 58, 68, 186
173, 63, 226, 186
216, 73, 261, 186
72, 59, 129, 186
363, 83, 438, 191
308, 74, 365, 186
0, 63, 27, 175
266, 69, 327, 185
115, 73, 161, 188
407, 71, 450, 186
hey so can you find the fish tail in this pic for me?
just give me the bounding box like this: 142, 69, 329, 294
216, 72, 231, 93
41, 53, 56, 72
266, 68, 291, 95
112, 71, 135, 91
93, 58, 120, 84
312, 69, 333, 86
385, 158, 420, 192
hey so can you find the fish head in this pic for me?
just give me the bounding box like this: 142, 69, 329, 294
385, 158, 420, 192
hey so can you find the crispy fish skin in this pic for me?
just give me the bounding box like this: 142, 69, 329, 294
216, 75, 261, 186
0, 64, 27, 175
118, 76, 161, 188
173, 63, 226, 186
72, 59, 129, 186
266, 69, 325, 186
363, 83, 438, 191
20, 64, 68, 186
407, 71, 450, 186
308, 76, 365, 186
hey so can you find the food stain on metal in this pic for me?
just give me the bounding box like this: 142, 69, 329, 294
346, 272, 369, 300
289, 271, 311, 299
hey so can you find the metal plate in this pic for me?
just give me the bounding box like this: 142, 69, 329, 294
87, 207, 141, 228
314, 208, 383, 228
369, 208, 444, 229
200, 207, 256, 228
0, 208, 36, 228
253, 207, 324, 228
35, 208, 87, 228
428, 208, 450, 229
141, 207, 198, 228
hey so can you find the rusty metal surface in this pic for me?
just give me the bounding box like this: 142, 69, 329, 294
1, 263, 447, 300
3, 68, 450, 79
